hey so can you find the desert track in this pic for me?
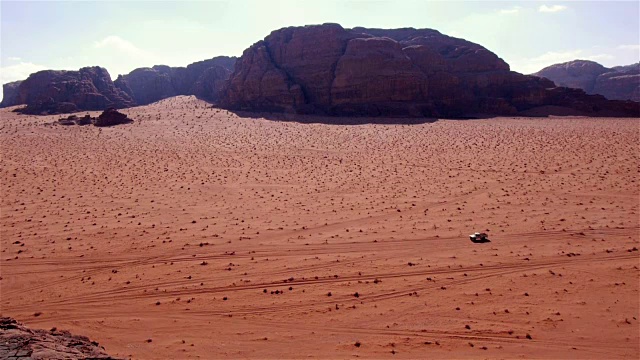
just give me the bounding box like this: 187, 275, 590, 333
1, 97, 638, 359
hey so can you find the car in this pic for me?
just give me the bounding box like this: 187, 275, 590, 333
469, 232, 490, 243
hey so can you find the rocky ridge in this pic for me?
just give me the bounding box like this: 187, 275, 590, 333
219, 24, 639, 117
10, 67, 135, 115
1, 25, 638, 118
534, 60, 640, 101
114, 56, 236, 105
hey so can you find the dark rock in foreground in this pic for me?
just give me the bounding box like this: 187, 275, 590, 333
0, 80, 22, 108
534, 60, 640, 102
10, 67, 135, 115
94, 108, 133, 127
0, 317, 121, 359
114, 56, 236, 105
219, 24, 639, 118
57, 108, 133, 127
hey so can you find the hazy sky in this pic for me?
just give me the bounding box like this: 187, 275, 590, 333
1, 0, 639, 99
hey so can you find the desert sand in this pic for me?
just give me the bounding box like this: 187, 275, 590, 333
1, 96, 638, 359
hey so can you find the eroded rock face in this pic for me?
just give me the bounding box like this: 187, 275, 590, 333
534, 60, 640, 101
115, 66, 176, 106
0, 80, 22, 108
220, 24, 639, 118
13, 67, 135, 115
592, 63, 640, 101
533, 60, 608, 92
0, 317, 120, 359
114, 56, 236, 105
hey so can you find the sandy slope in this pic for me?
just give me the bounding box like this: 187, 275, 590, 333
1, 96, 638, 359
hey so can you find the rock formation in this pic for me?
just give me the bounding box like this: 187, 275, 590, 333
114, 56, 236, 105
219, 24, 639, 118
11, 66, 135, 115
56, 108, 133, 127
93, 108, 133, 127
56, 108, 132, 127
114, 66, 176, 106
593, 63, 640, 101
0, 80, 22, 108
0, 317, 120, 359
534, 60, 640, 101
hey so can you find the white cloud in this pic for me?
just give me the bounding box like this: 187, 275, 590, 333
499, 6, 521, 15
0, 62, 47, 84
7, 56, 21, 61
93, 35, 150, 58
0, 62, 48, 102
539, 5, 568, 13
92, 36, 157, 77
617, 44, 640, 51
529, 49, 583, 63
585, 53, 615, 62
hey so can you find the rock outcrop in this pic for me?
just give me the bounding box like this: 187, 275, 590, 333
0, 317, 120, 359
0, 80, 22, 108
534, 60, 640, 101
220, 24, 639, 118
93, 108, 133, 127
114, 56, 236, 105
12, 67, 135, 115
56, 108, 133, 127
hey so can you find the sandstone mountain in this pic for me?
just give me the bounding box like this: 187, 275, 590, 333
114, 56, 236, 105
0, 80, 22, 108
8, 67, 135, 115
534, 60, 640, 102
219, 24, 639, 117
2, 26, 638, 117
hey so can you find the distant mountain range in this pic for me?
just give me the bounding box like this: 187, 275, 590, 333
533, 60, 639, 102
114, 56, 236, 105
1, 24, 638, 118
0, 57, 236, 114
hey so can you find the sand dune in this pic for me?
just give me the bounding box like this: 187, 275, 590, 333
1, 96, 638, 359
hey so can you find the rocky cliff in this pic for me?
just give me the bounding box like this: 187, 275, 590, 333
220, 24, 639, 118
0, 80, 22, 108
114, 56, 236, 105
534, 60, 640, 101
592, 63, 640, 101
0, 317, 121, 359
12, 66, 135, 115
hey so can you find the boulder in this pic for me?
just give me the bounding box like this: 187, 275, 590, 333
0, 317, 121, 359
93, 108, 133, 127
219, 24, 640, 118
75, 114, 93, 126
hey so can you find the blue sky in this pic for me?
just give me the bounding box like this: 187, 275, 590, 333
1, 0, 639, 99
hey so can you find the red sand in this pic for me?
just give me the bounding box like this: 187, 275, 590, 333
1, 96, 638, 359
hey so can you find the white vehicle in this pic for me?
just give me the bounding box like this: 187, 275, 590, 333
469, 232, 489, 243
